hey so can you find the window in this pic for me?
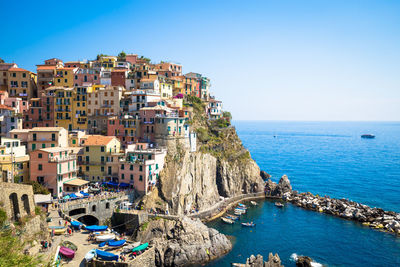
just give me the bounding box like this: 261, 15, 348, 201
38, 164, 42, 171
51, 133, 56, 141
130, 174, 133, 180
42, 144, 45, 148
101, 156, 104, 162
139, 166, 143, 171
32, 144, 36, 150
72, 139, 76, 144
101, 166, 104, 172
121, 173, 124, 180
101, 146, 105, 152
130, 165, 133, 171
38, 153, 42, 158
33, 133, 37, 141
86, 166, 89, 171
139, 175, 143, 181
85, 147, 89, 152
121, 164, 124, 170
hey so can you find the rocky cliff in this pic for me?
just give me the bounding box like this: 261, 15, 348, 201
236, 253, 283, 267
134, 217, 232, 267
142, 99, 265, 215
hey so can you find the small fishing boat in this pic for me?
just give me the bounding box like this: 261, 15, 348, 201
86, 225, 108, 232
59, 246, 75, 259
275, 202, 284, 207
98, 242, 107, 248
95, 249, 119, 261
132, 242, 149, 253
241, 222, 256, 227
49, 227, 66, 235
96, 233, 116, 242
238, 203, 247, 208
70, 220, 82, 230
235, 208, 246, 214
60, 241, 78, 251
251, 201, 258, 206
226, 214, 239, 220
48, 226, 65, 229
108, 239, 126, 248
85, 249, 96, 262
361, 134, 375, 139
221, 217, 234, 224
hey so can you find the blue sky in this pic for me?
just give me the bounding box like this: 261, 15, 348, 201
1, 0, 399, 121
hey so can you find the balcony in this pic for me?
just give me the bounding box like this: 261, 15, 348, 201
58, 168, 78, 175
48, 154, 77, 162
155, 113, 179, 118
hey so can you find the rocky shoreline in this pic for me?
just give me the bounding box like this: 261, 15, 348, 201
266, 175, 400, 236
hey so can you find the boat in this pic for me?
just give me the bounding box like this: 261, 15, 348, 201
251, 201, 258, 206
48, 226, 65, 229
108, 239, 126, 247
235, 208, 246, 214
96, 233, 116, 242
60, 241, 78, 251
85, 225, 108, 232
49, 227, 67, 235
59, 246, 75, 259
225, 214, 239, 220
84, 249, 96, 262
95, 249, 119, 261
221, 217, 234, 224
70, 220, 82, 230
236, 206, 247, 211
241, 222, 256, 227
361, 134, 375, 139
238, 203, 247, 208
132, 242, 149, 253
275, 202, 284, 207
98, 241, 107, 248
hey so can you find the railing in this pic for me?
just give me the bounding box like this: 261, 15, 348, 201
155, 113, 179, 118
57, 168, 78, 175
48, 154, 77, 162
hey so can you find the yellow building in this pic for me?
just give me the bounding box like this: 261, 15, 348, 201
159, 76, 173, 99
171, 76, 184, 95
7, 67, 37, 101
49, 87, 75, 131
54, 67, 77, 87
99, 56, 118, 69
72, 86, 91, 130
79, 135, 120, 181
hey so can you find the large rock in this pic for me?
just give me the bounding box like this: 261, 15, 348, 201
134, 217, 232, 267
296, 256, 313, 267
239, 253, 283, 267
268, 175, 293, 197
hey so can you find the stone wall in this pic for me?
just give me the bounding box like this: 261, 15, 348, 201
0, 182, 35, 221
86, 247, 155, 267
112, 212, 149, 233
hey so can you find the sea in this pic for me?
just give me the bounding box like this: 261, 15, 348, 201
205, 121, 400, 267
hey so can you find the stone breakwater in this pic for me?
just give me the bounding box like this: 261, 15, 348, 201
265, 174, 400, 236
288, 191, 400, 235
233, 253, 283, 267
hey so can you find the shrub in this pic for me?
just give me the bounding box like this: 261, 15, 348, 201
0, 208, 7, 226
34, 206, 42, 216
196, 127, 210, 142
23, 181, 49, 195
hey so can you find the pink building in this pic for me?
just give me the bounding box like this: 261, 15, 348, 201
119, 144, 167, 194
30, 147, 78, 197
73, 68, 101, 86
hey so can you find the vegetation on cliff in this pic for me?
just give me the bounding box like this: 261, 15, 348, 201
184, 95, 250, 163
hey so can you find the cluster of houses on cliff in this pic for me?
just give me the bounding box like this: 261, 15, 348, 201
0, 54, 224, 198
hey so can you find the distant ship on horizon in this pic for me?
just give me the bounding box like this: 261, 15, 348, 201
361, 134, 375, 139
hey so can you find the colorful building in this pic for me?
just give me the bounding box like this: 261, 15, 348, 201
79, 135, 121, 181
53, 67, 77, 87
207, 97, 223, 120
29, 147, 78, 197
7, 67, 37, 101
0, 137, 29, 183
0, 105, 22, 136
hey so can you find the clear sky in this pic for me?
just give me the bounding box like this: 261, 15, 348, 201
1, 0, 399, 121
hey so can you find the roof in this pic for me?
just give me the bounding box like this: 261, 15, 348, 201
83, 135, 116, 146
57, 67, 76, 70
63, 178, 89, 186
112, 69, 127, 73
37, 66, 56, 70
39, 147, 70, 153
141, 78, 157, 82
140, 105, 170, 111
31, 127, 65, 132
9, 67, 29, 72
10, 129, 30, 133
0, 104, 13, 110
34, 194, 52, 204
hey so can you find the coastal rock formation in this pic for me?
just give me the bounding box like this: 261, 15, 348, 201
290, 191, 400, 235
296, 256, 313, 267
260, 170, 271, 180
134, 217, 232, 266
142, 126, 265, 215
236, 253, 283, 267
265, 174, 293, 197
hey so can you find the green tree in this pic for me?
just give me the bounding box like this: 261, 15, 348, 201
0, 58, 4, 63
96, 53, 109, 60
23, 181, 49, 195
117, 51, 126, 61
0, 230, 43, 266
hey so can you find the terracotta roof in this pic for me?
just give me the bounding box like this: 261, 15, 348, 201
0, 104, 13, 110
83, 135, 116, 146
9, 67, 29, 72
37, 66, 56, 70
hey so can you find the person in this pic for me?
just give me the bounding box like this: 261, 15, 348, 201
59, 219, 62, 226
51, 229, 55, 237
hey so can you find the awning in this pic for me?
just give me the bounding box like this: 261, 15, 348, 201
64, 178, 89, 186
119, 183, 130, 187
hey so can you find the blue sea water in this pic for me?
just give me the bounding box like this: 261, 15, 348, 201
206, 121, 400, 267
